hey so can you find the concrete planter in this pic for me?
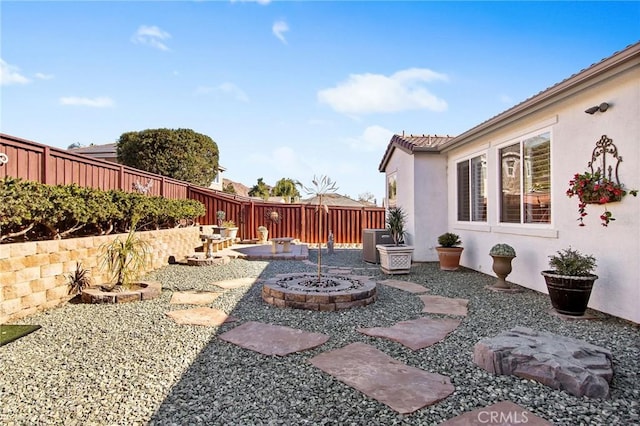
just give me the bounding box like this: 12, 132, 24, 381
376, 244, 414, 275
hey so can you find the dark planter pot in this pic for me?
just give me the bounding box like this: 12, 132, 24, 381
541, 271, 598, 316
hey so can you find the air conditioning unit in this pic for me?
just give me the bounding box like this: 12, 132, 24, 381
362, 228, 392, 263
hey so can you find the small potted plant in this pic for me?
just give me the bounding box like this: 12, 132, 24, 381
435, 232, 463, 271
489, 243, 516, 289
216, 210, 226, 227
221, 220, 238, 241
376, 206, 414, 274
541, 247, 598, 316
257, 225, 268, 243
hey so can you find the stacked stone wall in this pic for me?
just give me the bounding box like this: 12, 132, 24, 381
0, 227, 201, 323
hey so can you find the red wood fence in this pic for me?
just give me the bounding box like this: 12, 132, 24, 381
1, 133, 385, 243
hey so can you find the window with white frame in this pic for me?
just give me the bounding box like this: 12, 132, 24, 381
457, 154, 487, 222
499, 132, 551, 224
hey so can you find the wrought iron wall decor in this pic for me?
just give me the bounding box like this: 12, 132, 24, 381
0, 153, 8, 166
587, 135, 622, 185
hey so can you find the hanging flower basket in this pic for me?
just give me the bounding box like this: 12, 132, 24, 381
567, 171, 637, 226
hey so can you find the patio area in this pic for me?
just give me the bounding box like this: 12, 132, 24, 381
1, 249, 638, 425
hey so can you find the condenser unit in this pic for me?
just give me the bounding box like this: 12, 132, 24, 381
362, 228, 392, 263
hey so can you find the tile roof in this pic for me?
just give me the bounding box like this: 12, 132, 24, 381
378, 134, 455, 171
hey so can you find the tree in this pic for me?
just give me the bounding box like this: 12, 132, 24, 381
117, 128, 219, 187
248, 178, 271, 200
271, 178, 301, 202
222, 182, 236, 194
358, 192, 376, 205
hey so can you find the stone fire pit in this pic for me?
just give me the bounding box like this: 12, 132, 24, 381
262, 273, 377, 311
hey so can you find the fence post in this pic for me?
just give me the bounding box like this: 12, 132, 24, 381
119, 165, 125, 191
300, 204, 306, 242
42, 146, 51, 185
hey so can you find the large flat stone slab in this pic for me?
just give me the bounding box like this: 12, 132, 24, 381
473, 327, 613, 398
358, 317, 461, 351
440, 401, 553, 425
218, 321, 330, 356
165, 307, 237, 326
378, 279, 428, 294
419, 295, 468, 316
170, 291, 222, 305
211, 277, 258, 289
309, 342, 454, 414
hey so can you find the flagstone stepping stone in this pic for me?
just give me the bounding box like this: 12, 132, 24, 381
218, 321, 329, 356
473, 327, 613, 398
440, 400, 552, 425
419, 295, 468, 316
211, 277, 258, 289
357, 317, 461, 350
170, 291, 223, 305
379, 279, 428, 294
165, 307, 237, 326
327, 268, 352, 274
309, 342, 454, 414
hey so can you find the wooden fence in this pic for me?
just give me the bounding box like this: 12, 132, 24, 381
1, 133, 385, 244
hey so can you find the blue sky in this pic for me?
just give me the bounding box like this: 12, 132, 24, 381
2, 1, 639, 204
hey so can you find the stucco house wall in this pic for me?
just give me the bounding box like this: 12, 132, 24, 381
380, 42, 640, 323
444, 55, 640, 323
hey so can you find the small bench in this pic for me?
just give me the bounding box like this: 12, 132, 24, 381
200, 234, 233, 258
270, 237, 294, 254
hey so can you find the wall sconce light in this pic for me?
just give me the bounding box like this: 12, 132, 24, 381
585, 102, 610, 115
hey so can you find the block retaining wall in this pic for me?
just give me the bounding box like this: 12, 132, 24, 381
0, 227, 201, 323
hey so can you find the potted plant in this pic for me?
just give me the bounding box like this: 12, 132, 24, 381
221, 220, 238, 241
567, 170, 637, 226
376, 206, 414, 275
541, 247, 598, 316
257, 225, 268, 243
435, 232, 463, 271
489, 243, 516, 289
216, 210, 226, 227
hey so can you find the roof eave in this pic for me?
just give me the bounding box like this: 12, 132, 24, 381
440, 41, 640, 152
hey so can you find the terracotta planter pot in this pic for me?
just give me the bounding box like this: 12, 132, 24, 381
435, 247, 464, 271
541, 271, 598, 316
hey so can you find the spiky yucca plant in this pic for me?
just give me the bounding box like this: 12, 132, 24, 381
101, 225, 150, 289
67, 262, 93, 295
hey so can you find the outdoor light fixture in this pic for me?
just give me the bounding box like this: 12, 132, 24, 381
585, 102, 610, 115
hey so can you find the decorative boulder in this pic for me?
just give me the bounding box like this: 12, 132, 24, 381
473, 326, 613, 398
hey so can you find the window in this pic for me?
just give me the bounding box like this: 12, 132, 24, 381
457, 154, 487, 222
387, 173, 397, 207
499, 132, 551, 224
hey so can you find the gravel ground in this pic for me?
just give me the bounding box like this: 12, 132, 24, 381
1, 249, 639, 425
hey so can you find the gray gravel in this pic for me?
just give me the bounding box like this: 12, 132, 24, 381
1, 249, 639, 425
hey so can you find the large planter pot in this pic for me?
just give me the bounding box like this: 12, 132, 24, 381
376, 244, 414, 275
541, 271, 598, 316
491, 255, 515, 289
223, 227, 239, 241
435, 247, 464, 271
257, 229, 269, 243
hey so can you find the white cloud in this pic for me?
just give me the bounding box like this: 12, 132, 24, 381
318, 68, 448, 115
499, 94, 513, 104
230, 0, 272, 5
131, 25, 171, 51
35, 72, 54, 80
0, 59, 30, 85
59, 96, 114, 108
272, 20, 289, 44
345, 125, 394, 152
195, 82, 249, 102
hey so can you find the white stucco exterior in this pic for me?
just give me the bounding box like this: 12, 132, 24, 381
380, 42, 640, 323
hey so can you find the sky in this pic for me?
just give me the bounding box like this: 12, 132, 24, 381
1, 1, 639, 204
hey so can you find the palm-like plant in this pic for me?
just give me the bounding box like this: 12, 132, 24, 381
101, 223, 150, 289
386, 206, 407, 246
298, 175, 339, 282
67, 262, 93, 295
